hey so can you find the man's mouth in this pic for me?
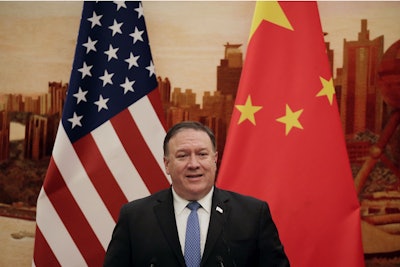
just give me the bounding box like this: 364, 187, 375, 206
186, 174, 202, 179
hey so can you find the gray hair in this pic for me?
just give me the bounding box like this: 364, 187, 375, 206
163, 121, 216, 156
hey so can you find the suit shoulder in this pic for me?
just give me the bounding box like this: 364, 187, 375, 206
122, 188, 170, 210
217, 188, 267, 206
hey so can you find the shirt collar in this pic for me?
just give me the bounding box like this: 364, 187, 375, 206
172, 186, 214, 215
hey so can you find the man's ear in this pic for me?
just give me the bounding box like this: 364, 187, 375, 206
163, 156, 170, 175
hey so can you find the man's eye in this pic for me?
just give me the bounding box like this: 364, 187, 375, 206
177, 154, 187, 159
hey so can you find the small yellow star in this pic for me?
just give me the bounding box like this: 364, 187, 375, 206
276, 104, 304, 135
316, 77, 335, 105
235, 95, 263, 125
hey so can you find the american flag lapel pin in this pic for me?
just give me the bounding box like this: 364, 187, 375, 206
216, 206, 223, 214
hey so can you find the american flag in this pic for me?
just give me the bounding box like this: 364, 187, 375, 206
33, 2, 171, 266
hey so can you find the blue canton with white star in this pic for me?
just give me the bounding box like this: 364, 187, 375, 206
62, 1, 157, 143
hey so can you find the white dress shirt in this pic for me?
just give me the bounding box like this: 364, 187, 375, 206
172, 186, 214, 257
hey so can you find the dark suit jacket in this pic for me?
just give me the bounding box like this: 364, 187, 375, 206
103, 187, 289, 267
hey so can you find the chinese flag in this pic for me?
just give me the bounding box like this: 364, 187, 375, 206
216, 2, 365, 266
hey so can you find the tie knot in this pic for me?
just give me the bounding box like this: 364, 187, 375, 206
187, 201, 201, 211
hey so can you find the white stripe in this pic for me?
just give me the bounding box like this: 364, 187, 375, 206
91, 120, 151, 201
128, 96, 171, 184
35, 188, 86, 266
52, 124, 115, 249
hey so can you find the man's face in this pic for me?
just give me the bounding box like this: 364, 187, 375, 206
164, 128, 218, 201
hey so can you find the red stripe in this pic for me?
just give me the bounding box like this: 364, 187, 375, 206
33, 226, 61, 267
111, 109, 170, 193
73, 134, 128, 221
43, 158, 105, 266
148, 89, 167, 130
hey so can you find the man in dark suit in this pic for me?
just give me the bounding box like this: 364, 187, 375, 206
104, 121, 289, 266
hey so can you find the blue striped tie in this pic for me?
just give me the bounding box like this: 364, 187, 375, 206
184, 201, 201, 267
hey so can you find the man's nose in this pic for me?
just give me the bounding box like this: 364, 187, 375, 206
187, 155, 200, 168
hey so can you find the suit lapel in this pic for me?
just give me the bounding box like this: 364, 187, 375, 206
153, 188, 186, 266
201, 188, 230, 265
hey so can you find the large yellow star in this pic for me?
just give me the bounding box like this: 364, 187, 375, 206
235, 95, 263, 125
316, 77, 335, 105
276, 104, 304, 135
249, 1, 293, 39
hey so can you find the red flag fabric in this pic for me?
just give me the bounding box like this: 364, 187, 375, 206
216, 2, 365, 266
33, 2, 170, 266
